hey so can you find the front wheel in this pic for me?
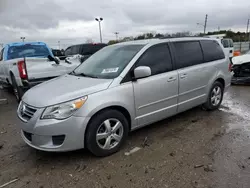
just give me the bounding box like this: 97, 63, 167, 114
11, 75, 24, 102
203, 81, 224, 111
86, 110, 129, 157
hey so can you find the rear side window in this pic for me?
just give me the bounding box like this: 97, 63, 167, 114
65, 47, 72, 56
200, 40, 225, 62
173, 41, 203, 69
221, 39, 229, 48
135, 43, 173, 76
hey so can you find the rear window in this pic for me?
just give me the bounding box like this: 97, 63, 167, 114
200, 40, 225, 62
173, 41, 203, 69
7, 45, 50, 60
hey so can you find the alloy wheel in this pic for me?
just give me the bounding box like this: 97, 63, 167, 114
96, 118, 124, 150
211, 86, 222, 106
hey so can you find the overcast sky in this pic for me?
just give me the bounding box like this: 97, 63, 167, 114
0, 0, 249, 49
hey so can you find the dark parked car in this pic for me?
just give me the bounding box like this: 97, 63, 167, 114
52, 49, 65, 60
65, 43, 107, 62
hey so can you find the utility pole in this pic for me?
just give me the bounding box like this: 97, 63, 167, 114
95, 18, 103, 43
20, 37, 25, 42
114, 32, 119, 41
218, 26, 220, 31
58, 41, 60, 50
247, 18, 250, 49
204, 14, 208, 34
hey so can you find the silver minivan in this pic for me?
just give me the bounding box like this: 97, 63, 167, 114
17, 38, 231, 156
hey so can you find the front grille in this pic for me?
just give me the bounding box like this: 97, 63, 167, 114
18, 102, 37, 122
23, 131, 32, 142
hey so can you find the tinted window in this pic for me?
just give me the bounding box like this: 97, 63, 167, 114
221, 39, 229, 48
229, 39, 234, 47
200, 40, 225, 62
7, 45, 50, 60
0, 49, 3, 61
135, 43, 172, 75
73, 45, 144, 79
173, 41, 203, 69
80, 44, 107, 55
52, 49, 64, 56
71, 45, 79, 55
64, 47, 72, 56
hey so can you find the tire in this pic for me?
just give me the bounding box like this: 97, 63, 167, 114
203, 81, 224, 111
86, 109, 129, 157
11, 75, 24, 102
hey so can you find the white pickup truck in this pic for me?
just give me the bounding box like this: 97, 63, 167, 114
0, 42, 81, 101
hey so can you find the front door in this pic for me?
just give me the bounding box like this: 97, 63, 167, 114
132, 43, 178, 127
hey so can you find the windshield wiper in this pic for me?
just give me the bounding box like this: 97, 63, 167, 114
72, 72, 99, 78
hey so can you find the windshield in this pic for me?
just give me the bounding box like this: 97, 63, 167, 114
73, 44, 144, 79
7, 45, 50, 60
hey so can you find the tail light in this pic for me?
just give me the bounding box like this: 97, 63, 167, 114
18, 60, 27, 79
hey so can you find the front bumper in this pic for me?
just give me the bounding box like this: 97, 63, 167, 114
18, 105, 90, 152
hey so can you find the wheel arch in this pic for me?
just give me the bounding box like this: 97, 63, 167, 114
215, 77, 225, 89
84, 105, 132, 146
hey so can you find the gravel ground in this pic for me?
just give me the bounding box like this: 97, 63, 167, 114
0, 86, 250, 188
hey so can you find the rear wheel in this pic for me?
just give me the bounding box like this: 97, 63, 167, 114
86, 110, 129, 157
203, 81, 224, 110
11, 75, 23, 102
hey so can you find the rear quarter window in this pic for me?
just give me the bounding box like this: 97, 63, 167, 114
200, 40, 225, 62
173, 41, 203, 69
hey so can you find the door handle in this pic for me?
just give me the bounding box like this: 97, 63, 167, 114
167, 77, 176, 82
180, 73, 187, 79
229, 50, 233, 53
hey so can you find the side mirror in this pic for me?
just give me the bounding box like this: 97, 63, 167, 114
54, 56, 60, 64
134, 66, 151, 79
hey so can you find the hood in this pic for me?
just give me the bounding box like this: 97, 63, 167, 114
22, 74, 113, 107
232, 54, 250, 65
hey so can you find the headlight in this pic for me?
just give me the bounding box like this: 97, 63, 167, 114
41, 96, 87, 120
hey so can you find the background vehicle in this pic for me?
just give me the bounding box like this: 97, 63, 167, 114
0, 42, 81, 101
65, 43, 107, 62
18, 38, 231, 157
52, 49, 65, 60
231, 50, 250, 84
207, 35, 234, 58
